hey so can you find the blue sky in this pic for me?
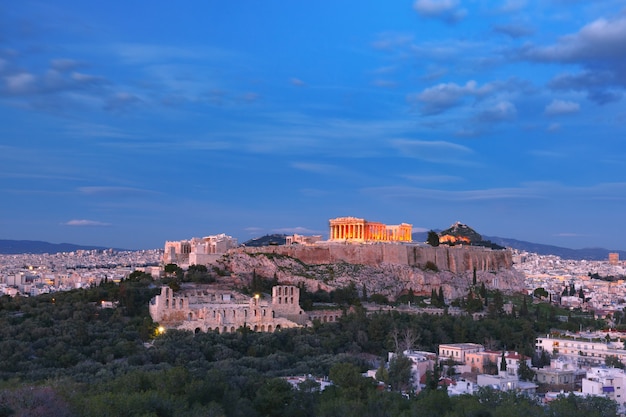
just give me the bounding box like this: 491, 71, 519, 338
2, 1, 626, 250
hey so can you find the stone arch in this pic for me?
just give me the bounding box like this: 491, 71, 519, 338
230, 326, 235, 333
276, 325, 281, 331
194, 327, 201, 334
188, 312, 193, 320
268, 325, 272, 332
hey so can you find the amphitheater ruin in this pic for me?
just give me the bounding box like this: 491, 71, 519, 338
149, 284, 342, 333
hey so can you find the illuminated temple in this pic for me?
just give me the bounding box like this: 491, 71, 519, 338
329, 217, 412, 242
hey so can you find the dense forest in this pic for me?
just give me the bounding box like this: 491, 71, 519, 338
0, 271, 617, 417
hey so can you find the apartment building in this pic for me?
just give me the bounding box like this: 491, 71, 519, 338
536, 334, 626, 365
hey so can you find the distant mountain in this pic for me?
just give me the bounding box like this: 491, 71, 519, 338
0, 240, 122, 255
242, 234, 287, 247
482, 236, 626, 261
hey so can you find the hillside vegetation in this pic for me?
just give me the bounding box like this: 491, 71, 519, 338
0, 271, 615, 416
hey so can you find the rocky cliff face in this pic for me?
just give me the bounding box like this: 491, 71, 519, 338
217, 244, 525, 301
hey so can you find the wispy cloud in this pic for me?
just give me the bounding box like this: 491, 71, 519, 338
63, 219, 111, 227
544, 99, 580, 116
78, 186, 157, 197
362, 181, 626, 203
402, 174, 463, 184
390, 139, 473, 164
475, 100, 517, 122
492, 23, 534, 38
413, 0, 467, 24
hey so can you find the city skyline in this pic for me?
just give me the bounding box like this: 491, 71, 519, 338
1, 1, 626, 250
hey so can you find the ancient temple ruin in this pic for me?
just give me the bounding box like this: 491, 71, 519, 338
329, 216, 412, 242
149, 285, 310, 333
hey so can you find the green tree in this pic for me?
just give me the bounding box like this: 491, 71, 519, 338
517, 358, 535, 381
605, 355, 625, 369
426, 230, 440, 247
388, 352, 413, 393
533, 287, 548, 299
254, 377, 295, 417
520, 296, 529, 317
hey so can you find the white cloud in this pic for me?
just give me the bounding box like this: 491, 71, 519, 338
520, 14, 626, 103
78, 186, 156, 197
476, 101, 517, 122
498, 0, 527, 13
390, 139, 473, 164
524, 15, 626, 63
64, 219, 111, 227
544, 99, 580, 115
409, 80, 493, 115
5, 72, 36, 94
413, 0, 467, 23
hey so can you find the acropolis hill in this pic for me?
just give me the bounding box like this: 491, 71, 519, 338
165, 218, 525, 301
222, 243, 522, 300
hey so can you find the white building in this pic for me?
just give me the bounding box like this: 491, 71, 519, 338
477, 373, 519, 392
439, 343, 484, 363
536, 333, 626, 365
582, 367, 626, 405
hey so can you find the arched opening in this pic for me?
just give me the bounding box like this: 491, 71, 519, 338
276, 325, 281, 331
194, 327, 201, 334
230, 326, 235, 333
268, 325, 272, 332
188, 313, 193, 320
223, 326, 227, 333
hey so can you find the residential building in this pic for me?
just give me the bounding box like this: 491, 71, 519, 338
439, 343, 484, 363
582, 367, 626, 405
536, 333, 626, 365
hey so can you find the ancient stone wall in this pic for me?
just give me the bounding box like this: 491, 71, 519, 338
234, 243, 512, 273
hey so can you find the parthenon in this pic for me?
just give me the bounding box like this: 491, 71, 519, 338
329, 217, 412, 242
